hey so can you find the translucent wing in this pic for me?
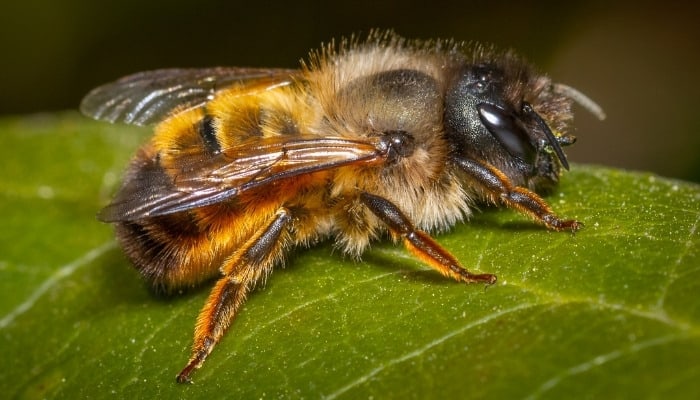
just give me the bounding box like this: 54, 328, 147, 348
98, 136, 387, 222
80, 67, 298, 125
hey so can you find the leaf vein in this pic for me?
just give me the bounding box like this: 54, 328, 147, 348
0, 241, 116, 329
523, 333, 690, 400
654, 212, 699, 311
202, 270, 402, 381
323, 302, 536, 400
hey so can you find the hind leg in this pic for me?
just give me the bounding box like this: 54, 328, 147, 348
177, 208, 292, 383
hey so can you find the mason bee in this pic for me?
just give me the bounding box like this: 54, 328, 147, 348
81, 31, 604, 383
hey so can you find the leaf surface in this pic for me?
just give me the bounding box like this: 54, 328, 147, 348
1, 113, 698, 399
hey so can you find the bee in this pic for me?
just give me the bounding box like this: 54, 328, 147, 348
80, 31, 604, 383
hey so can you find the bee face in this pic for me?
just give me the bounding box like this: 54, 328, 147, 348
445, 59, 577, 191
80, 31, 602, 383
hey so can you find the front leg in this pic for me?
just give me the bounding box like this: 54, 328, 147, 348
360, 192, 496, 284
453, 157, 581, 231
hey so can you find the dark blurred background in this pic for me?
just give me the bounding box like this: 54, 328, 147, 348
2, 0, 699, 181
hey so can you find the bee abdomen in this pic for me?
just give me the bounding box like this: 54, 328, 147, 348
114, 215, 220, 293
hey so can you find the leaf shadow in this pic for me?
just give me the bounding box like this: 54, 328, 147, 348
90, 247, 210, 308
465, 208, 547, 233
362, 250, 461, 286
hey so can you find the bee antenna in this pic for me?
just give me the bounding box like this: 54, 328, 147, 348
553, 83, 606, 121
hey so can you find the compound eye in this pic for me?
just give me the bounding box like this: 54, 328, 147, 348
477, 103, 536, 165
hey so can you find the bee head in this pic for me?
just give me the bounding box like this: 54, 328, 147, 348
444, 58, 578, 191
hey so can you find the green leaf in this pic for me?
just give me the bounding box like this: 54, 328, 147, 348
1, 113, 698, 399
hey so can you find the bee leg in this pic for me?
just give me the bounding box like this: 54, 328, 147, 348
453, 157, 581, 231
360, 192, 496, 284
176, 208, 292, 384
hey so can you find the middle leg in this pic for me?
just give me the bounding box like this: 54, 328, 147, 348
359, 192, 496, 284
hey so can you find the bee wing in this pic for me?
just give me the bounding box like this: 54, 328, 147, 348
98, 136, 386, 222
80, 68, 298, 126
